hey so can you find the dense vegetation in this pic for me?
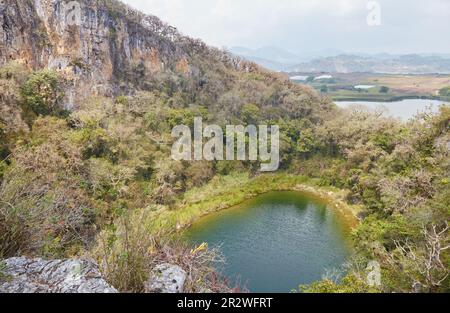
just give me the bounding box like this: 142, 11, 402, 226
0, 12, 449, 291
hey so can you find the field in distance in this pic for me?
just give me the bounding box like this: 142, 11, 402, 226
288, 72, 450, 102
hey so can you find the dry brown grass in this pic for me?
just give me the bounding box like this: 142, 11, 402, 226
366, 75, 450, 95
0, 118, 95, 258
92, 209, 242, 293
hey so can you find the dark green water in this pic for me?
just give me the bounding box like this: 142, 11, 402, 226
183, 191, 351, 293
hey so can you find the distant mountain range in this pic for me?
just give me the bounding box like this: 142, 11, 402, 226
229, 47, 450, 74
290, 54, 450, 74
228, 46, 344, 71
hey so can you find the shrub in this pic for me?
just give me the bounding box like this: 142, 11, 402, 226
152, 160, 185, 206
300, 274, 380, 293
241, 103, 260, 124
0, 118, 94, 258
185, 161, 215, 188
0, 61, 28, 82
21, 70, 64, 116
92, 210, 235, 293
0, 62, 30, 152
166, 108, 196, 128
439, 86, 450, 97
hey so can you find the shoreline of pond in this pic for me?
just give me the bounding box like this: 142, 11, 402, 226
150, 174, 362, 235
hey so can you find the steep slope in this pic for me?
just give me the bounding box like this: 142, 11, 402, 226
0, 1, 448, 295
1, 0, 327, 120
0, 0, 211, 105
0, 0, 331, 261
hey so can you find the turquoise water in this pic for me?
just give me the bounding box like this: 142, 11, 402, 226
183, 191, 351, 293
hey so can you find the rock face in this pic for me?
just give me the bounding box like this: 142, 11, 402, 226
0, 257, 117, 293
0, 0, 231, 108
145, 263, 186, 293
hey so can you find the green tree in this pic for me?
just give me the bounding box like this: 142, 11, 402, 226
296, 128, 315, 157
241, 103, 261, 124
21, 70, 64, 116
439, 86, 450, 97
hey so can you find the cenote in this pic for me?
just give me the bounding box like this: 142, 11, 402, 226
183, 191, 352, 293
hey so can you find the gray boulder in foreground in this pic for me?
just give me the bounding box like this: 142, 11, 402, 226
0, 257, 117, 293
145, 263, 187, 293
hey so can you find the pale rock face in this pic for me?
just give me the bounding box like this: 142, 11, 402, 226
0, 0, 209, 108
0, 257, 117, 293
145, 263, 187, 293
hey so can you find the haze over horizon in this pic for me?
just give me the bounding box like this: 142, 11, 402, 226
121, 0, 450, 57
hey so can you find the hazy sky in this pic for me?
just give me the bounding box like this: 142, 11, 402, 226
121, 0, 450, 55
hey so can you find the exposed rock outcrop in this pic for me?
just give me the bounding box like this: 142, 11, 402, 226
145, 263, 186, 293
0, 0, 233, 108
0, 257, 117, 293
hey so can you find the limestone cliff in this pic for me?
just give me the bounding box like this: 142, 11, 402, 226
0, 0, 236, 108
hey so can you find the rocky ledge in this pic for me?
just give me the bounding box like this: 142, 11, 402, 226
145, 263, 187, 293
0, 257, 188, 293
0, 257, 117, 293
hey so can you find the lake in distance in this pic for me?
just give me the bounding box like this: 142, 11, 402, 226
335, 98, 448, 121
183, 191, 351, 293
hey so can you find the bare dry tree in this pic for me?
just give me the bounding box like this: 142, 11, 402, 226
391, 222, 449, 292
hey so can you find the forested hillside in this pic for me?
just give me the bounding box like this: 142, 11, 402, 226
0, 0, 448, 293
